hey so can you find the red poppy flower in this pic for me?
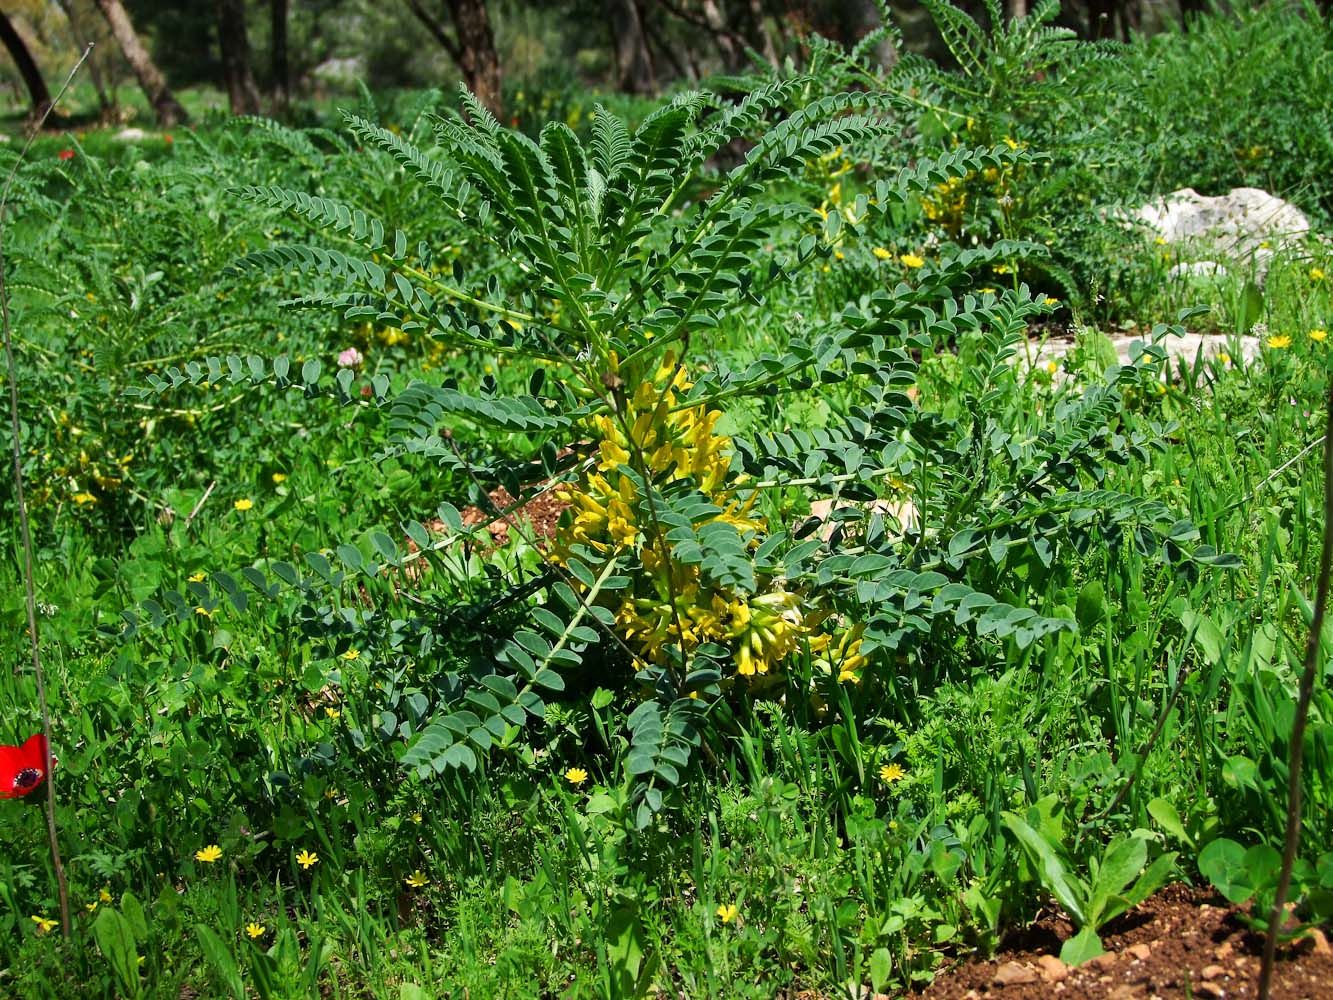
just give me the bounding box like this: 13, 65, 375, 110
0, 734, 49, 799
57, 149, 75, 161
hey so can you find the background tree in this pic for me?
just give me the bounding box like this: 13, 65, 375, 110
606, 0, 655, 93
270, 0, 289, 111
402, 0, 502, 115
0, 11, 53, 119
92, 0, 188, 125
215, 0, 261, 114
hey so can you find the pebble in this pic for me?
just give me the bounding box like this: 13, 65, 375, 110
993, 961, 1038, 986
1309, 927, 1332, 956
1201, 965, 1226, 980
1196, 982, 1226, 999
1128, 943, 1153, 961
1037, 954, 1069, 983
1088, 953, 1119, 971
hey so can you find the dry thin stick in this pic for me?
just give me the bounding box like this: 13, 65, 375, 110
0, 43, 94, 940
184, 479, 217, 527
1257, 382, 1333, 999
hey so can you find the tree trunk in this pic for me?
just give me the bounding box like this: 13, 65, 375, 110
699, 0, 742, 71
446, 0, 501, 116
92, 0, 188, 126
606, 0, 656, 94
215, 0, 261, 115
270, 0, 289, 112
743, 0, 779, 66
54, 0, 114, 114
0, 12, 53, 119
1005, 0, 1028, 21
403, 0, 503, 117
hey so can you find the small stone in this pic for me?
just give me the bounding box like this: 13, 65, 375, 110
1128, 943, 1152, 962
1215, 941, 1234, 960
1037, 954, 1069, 983
993, 961, 1039, 986
1309, 927, 1332, 956
1201, 965, 1226, 981
1195, 982, 1225, 999
1089, 953, 1118, 971
1108, 986, 1138, 1000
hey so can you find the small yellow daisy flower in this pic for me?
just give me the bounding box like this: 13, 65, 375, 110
1310, 267, 1326, 282
900, 253, 925, 268
194, 606, 212, 617
234, 498, 254, 511
100, 888, 113, 904
563, 767, 588, 787
31, 915, 57, 933
1044, 297, 1059, 306
195, 844, 223, 864
271, 473, 287, 484
296, 850, 319, 870
411, 812, 423, 824
188, 572, 206, 583
716, 903, 738, 924
872, 247, 892, 261
340, 649, 360, 661
405, 870, 429, 888
1266, 334, 1292, 349
246, 923, 266, 939
324, 707, 341, 720
1311, 328, 1327, 343
1046, 361, 1058, 375
879, 762, 906, 783
72, 492, 97, 505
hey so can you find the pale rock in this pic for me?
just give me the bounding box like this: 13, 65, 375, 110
1137, 187, 1310, 283
1127, 943, 1153, 962
114, 127, 149, 142
1200, 965, 1226, 980
1037, 954, 1069, 982
993, 961, 1039, 986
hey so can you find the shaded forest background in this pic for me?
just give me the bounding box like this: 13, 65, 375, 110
1, 0, 1320, 127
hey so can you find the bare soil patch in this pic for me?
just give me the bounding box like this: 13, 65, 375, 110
913, 884, 1333, 1000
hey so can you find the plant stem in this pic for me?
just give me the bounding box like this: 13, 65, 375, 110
1257, 381, 1333, 1000
0, 44, 93, 942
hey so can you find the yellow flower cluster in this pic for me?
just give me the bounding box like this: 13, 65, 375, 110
921, 174, 969, 235
554, 357, 811, 678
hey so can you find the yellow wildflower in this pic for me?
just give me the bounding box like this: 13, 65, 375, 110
405, 870, 429, 888
716, 903, 738, 924
85, 902, 98, 913
246, 923, 266, 939
234, 498, 254, 511
195, 844, 223, 864
900, 253, 925, 268
324, 707, 341, 720
872, 247, 892, 261
411, 812, 423, 824
1311, 328, 1327, 343
564, 767, 588, 787
271, 472, 287, 484
1266, 334, 1292, 349
879, 762, 906, 784
296, 850, 319, 870
1310, 267, 1326, 282
72, 492, 97, 505
99, 888, 112, 904
340, 649, 360, 661
31, 915, 57, 934
188, 572, 206, 583
194, 606, 212, 617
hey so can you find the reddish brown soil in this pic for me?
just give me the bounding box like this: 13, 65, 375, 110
913, 885, 1333, 1000
454, 485, 567, 548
